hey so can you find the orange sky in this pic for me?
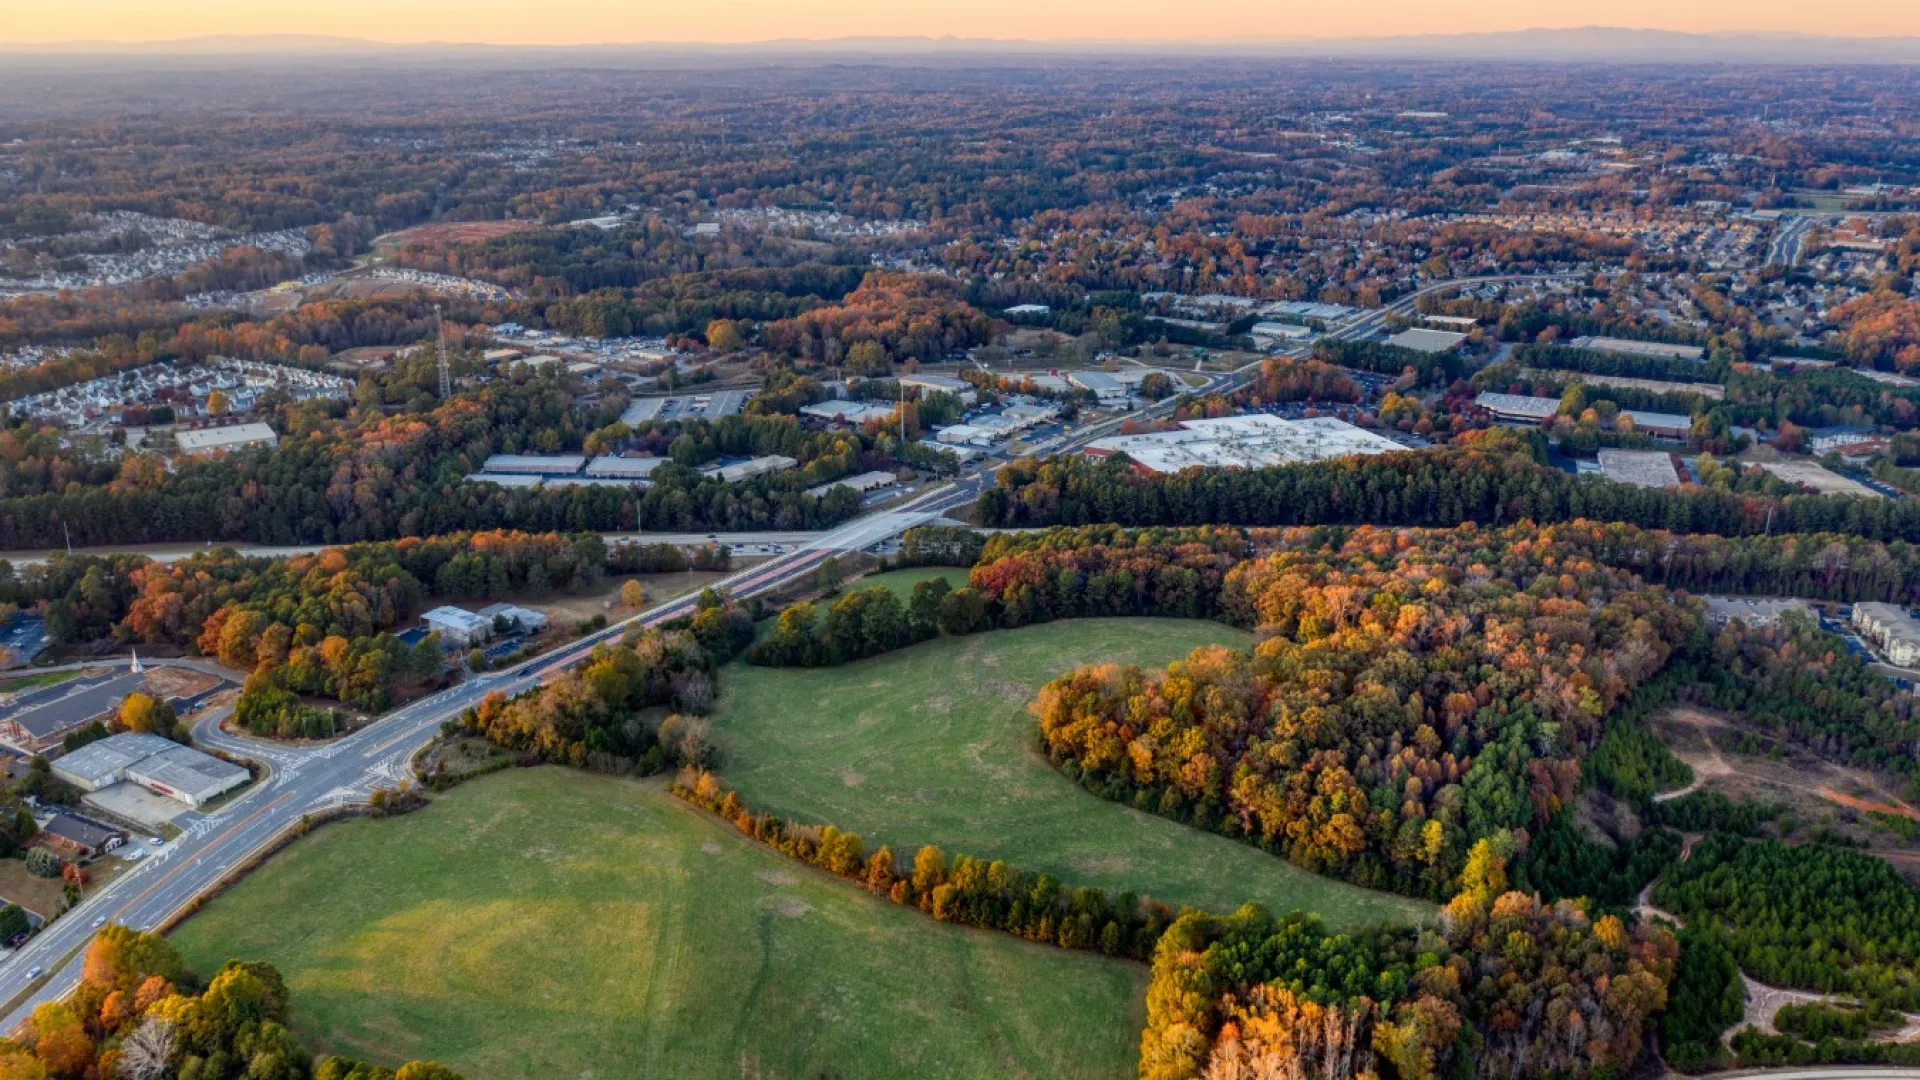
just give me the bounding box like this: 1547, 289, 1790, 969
8, 0, 1920, 45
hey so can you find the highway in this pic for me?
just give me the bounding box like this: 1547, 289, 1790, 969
1322, 272, 1584, 345
0, 368, 1229, 1031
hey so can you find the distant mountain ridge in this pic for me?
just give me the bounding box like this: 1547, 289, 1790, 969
6, 27, 1920, 63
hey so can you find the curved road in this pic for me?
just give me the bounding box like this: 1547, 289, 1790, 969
0, 370, 1232, 1031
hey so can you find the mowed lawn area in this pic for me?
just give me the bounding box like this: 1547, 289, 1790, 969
170, 768, 1145, 1080
710, 617, 1430, 929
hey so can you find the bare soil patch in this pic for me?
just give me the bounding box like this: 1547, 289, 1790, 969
372, 220, 540, 253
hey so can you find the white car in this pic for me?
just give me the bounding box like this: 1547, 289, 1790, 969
91, 917, 105, 928
25, 966, 40, 979
148, 837, 163, 845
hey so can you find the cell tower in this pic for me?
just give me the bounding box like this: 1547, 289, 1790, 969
435, 303, 453, 400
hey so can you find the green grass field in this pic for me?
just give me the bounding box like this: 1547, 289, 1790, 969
0, 669, 81, 694
170, 768, 1145, 1080
710, 619, 1429, 929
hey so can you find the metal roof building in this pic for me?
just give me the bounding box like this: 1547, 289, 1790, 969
1384, 328, 1468, 354
126, 745, 251, 808
52, 733, 183, 792
176, 423, 279, 455
806, 471, 899, 499
1084, 415, 1402, 474
583, 456, 668, 479
51, 732, 249, 808
479, 454, 587, 475
1596, 449, 1682, 489
1475, 392, 1562, 423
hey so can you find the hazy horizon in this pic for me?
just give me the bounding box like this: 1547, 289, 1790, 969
12, 0, 1920, 48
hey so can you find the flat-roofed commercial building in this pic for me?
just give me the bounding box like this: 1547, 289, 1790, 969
1085, 414, 1401, 474
176, 422, 279, 455
1597, 449, 1681, 489
1067, 371, 1127, 402
704, 455, 798, 484
1617, 410, 1694, 439
52, 732, 248, 809
582, 456, 667, 481
0, 672, 149, 754
898, 374, 977, 401
479, 454, 587, 476
1384, 328, 1468, 354
806, 471, 899, 499
125, 745, 251, 808
423, 606, 493, 646
1569, 336, 1705, 362
799, 400, 897, 425
1475, 392, 1561, 424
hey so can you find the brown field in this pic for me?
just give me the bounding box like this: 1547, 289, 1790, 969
372, 220, 541, 253
1650, 705, 1920, 878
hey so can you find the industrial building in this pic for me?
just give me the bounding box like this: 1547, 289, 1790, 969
703, 455, 798, 484
1568, 336, 1706, 362
175, 422, 279, 455
478, 454, 588, 476
1855, 603, 1920, 668
619, 390, 750, 425
1617, 410, 1693, 439
1597, 449, 1682, 489
1251, 322, 1314, 344
476, 603, 550, 635
1384, 328, 1468, 353
422, 606, 494, 646
898, 374, 979, 404
800, 400, 897, 425
0, 672, 149, 754
582, 456, 668, 481
1067, 371, 1128, 403
806, 471, 899, 499
1475, 392, 1562, 423
1084, 415, 1402, 474
53, 732, 250, 809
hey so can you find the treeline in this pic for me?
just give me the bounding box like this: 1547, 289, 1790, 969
1313, 337, 1464, 385
1514, 342, 1727, 384
458, 604, 751, 772
1686, 613, 1920, 780
977, 437, 1920, 546
1653, 831, 1920, 1010
1143, 839, 1676, 1080
0, 370, 871, 550
671, 769, 1175, 962
1029, 522, 1694, 898
4, 925, 460, 1080
4, 531, 611, 715
749, 527, 1247, 666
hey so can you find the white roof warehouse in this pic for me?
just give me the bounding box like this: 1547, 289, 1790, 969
53, 732, 250, 808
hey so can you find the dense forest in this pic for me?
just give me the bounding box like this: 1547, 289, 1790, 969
1143, 840, 1675, 1080
1654, 832, 1920, 1009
